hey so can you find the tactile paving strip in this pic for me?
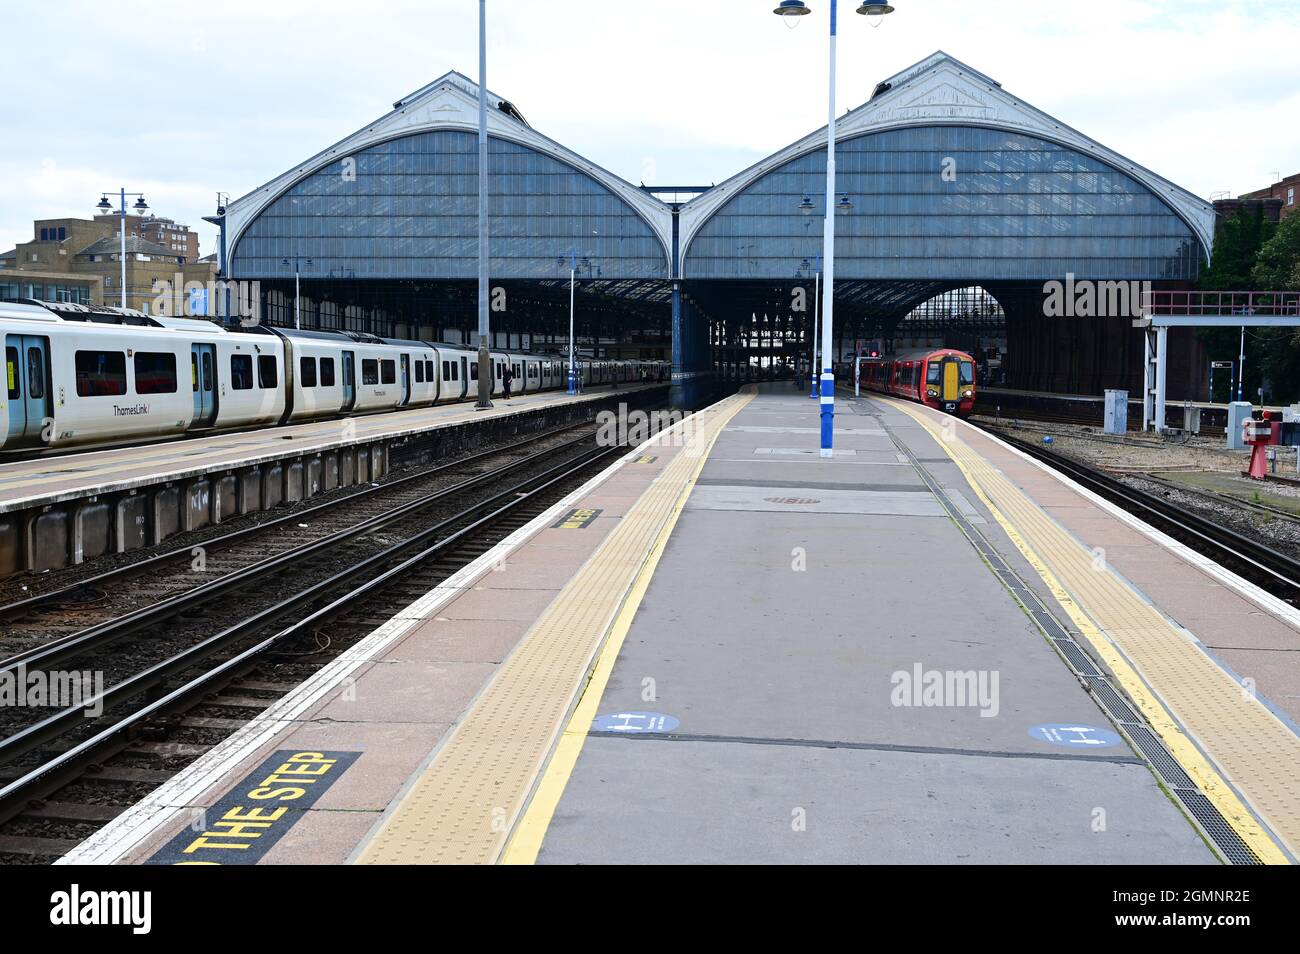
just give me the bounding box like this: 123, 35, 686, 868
887, 397, 1298, 864
355, 391, 755, 864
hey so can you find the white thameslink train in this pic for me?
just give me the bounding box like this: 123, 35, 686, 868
1, 299, 668, 451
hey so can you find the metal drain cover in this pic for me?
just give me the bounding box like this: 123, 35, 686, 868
763, 496, 822, 505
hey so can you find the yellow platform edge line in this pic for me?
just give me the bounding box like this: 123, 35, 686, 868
500, 390, 756, 865
881, 395, 1290, 866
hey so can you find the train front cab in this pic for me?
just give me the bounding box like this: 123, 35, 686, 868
922, 352, 976, 416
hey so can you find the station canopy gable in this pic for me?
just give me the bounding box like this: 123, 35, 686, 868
224, 72, 671, 282
220, 52, 1214, 325
681, 51, 1214, 285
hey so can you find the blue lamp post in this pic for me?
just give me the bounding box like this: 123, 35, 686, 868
774, 0, 895, 457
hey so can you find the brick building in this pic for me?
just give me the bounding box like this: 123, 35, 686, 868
1, 214, 215, 312
92, 213, 201, 260
1241, 171, 1300, 221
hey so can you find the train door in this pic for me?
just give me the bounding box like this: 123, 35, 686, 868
399, 354, 411, 406
459, 356, 468, 398
941, 357, 961, 406
5, 335, 52, 445
190, 343, 217, 427
341, 351, 356, 411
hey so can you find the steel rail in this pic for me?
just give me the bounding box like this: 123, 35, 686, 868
0, 442, 619, 822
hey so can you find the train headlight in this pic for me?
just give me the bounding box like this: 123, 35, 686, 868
927, 387, 938, 397
962, 389, 973, 398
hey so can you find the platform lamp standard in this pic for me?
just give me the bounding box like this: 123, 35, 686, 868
561, 249, 580, 395
799, 195, 820, 400
280, 256, 314, 330
95, 190, 150, 309
774, 0, 895, 457
474, 0, 493, 409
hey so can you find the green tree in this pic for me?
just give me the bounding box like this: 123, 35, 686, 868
1252, 213, 1300, 289
1247, 216, 1300, 401
1196, 208, 1276, 400
1201, 206, 1274, 290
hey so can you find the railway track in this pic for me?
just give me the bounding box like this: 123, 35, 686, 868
973, 403, 1227, 438
0, 423, 592, 613
0, 420, 654, 860
1137, 472, 1300, 525
978, 424, 1300, 605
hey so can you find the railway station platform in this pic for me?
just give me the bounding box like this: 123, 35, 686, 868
66, 384, 1300, 865
0, 382, 662, 579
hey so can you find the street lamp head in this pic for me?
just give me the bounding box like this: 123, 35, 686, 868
772, 1, 812, 15
799, 194, 815, 215
837, 193, 853, 212
132, 196, 149, 214
856, 2, 895, 14
96, 195, 112, 213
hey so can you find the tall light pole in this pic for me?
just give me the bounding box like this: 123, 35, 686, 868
280, 256, 313, 329
774, 0, 894, 457
475, 0, 493, 409
95, 189, 149, 309
559, 249, 597, 394
562, 250, 581, 394
801, 249, 822, 401
799, 195, 820, 399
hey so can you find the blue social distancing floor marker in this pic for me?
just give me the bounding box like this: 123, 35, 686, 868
1029, 723, 1123, 747
593, 712, 679, 734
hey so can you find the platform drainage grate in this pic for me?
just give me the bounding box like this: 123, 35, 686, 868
1083, 674, 1142, 724
763, 496, 821, 505
1124, 724, 1195, 790
1176, 790, 1261, 865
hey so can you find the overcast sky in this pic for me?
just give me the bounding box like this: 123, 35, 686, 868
2, 0, 1298, 255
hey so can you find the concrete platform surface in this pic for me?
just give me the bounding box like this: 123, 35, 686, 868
67, 384, 1300, 866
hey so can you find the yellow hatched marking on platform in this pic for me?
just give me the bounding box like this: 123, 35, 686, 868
885, 397, 1294, 863
356, 390, 755, 865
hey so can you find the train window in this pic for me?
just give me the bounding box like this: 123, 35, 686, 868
202, 351, 213, 392
258, 355, 278, 389
135, 352, 177, 394
361, 359, 379, 385
26, 348, 45, 400
442, 360, 451, 381
231, 354, 253, 390
380, 360, 396, 385
959, 362, 974, 385
425, 359, 434, 382
300, 356, 317, 388
414, 361, 425, 384
926, 363, 941, 384
470, 363, 478, 381
6, 347, 18, 400
75, 351, 127, 397
495, 363, 502, 379
320, 357, 336, 387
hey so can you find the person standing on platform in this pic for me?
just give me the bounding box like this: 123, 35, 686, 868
502, 365, 514, 399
